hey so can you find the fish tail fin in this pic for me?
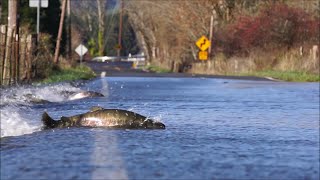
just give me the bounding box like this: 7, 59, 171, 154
42, 112, 56, 129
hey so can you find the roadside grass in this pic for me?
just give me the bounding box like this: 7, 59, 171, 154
39, 65, 96, 84
146, 65, 171, 73
241, 70, 320, 82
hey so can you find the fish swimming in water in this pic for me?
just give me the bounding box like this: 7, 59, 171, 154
23, 94, 51, 104
42, 106, 165, 129
60, 91, 104, 100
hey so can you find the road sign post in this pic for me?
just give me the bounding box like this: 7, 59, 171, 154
75, 44, 88, 65
29, 0, 49, 42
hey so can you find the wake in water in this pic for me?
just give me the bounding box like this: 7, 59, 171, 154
1, 83, 82, 106
0, 83, 86, 138
0, 105, 41, 137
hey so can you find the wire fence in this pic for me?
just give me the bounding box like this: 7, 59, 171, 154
0, 25, 36, 86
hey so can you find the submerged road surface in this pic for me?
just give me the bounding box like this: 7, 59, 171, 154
85, 61, 272, 81
1, 66, 319, 179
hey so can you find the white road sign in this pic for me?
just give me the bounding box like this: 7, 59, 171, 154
29, 0, 49, 8
75, 44, 88, 57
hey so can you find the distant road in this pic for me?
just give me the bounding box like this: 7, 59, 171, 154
85, 61, 273, 81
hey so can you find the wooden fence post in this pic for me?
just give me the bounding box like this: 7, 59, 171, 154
0, 24, 35, 86
9, 28, 16, 85
20, 34, 27, 81
15, 34, 19, 83
3, 27, 15, 86
26, 34, 32, 81
0, 25, 7, 86
11, 33, 16, 84
30, 34, 37, 79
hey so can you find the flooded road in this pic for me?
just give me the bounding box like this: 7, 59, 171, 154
1, 77, 319, 179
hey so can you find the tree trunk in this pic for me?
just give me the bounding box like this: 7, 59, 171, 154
8, 0, 18, 32
7, 0, 19, 85
0, 1, 2, 23
96, 0, 106, 56
53, 0, 67, 64
66, 0, 72, 60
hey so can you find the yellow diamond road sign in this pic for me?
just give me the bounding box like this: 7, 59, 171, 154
196, 35, 211, 51
199, 51, 208, 60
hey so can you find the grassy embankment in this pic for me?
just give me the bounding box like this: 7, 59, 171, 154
147, 63, 319, 82
39, 65, 96, 84
240, 70, 320, 82
145, 65, 171, 73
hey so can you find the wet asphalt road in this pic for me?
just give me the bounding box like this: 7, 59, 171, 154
84, 61, 272, 81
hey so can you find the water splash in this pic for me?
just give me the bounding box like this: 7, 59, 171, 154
0, 106, 41, 138
1, 83, 82, 106
0, 83, 83, 138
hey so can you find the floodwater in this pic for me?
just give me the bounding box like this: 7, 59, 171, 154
1, 77, 319, 179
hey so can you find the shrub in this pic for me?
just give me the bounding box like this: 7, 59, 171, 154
33, 33, 55, 79
218, 3, 320, 55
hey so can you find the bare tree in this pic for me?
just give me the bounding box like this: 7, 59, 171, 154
0, 1, 2, 22
54, 0, 67, 63
97, 0, 107, 56
125, 0, 221, 71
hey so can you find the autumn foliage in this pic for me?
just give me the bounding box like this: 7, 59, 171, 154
218, 3, 320, 55
126, 0, 319, 74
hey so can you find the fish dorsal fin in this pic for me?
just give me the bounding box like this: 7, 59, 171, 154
42, 112, 56, 129
90, 106, 104, 112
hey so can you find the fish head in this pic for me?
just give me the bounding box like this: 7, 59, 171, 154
142, 119, 165, 129
69, 91, 104, 100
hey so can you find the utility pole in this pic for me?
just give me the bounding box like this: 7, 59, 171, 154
208, 14, 214, 58
7, 0, 19, 85
66, 0, 72, 60
53, 0, 67, 64
8, 0, 19, 33
117, 0, 123, 58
